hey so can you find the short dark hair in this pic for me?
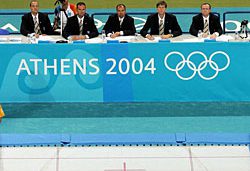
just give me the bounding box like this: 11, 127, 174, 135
30, 0, 39, 7
58, 0, 65, 3
54, 0, 66, 6
77, 2, 86, 8
116, 4, 126, 11
156, 1, 167, 8
201, 3, 211, 9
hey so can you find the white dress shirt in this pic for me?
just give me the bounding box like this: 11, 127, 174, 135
119, 16, 124, 36
77, 16, 89, 39
203, 15, 219, 37
32, 13, 39, 24
158, 14, 165, 26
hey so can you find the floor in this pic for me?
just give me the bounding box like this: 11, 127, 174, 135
0, 146, 249, 171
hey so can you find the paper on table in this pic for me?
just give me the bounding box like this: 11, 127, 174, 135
144, 36, 162, 42
9, 37, 22, 42
106, 36, 135, 42
216, 35, 234, 42
0, 37, 8, 42
85, 37, 104, 43
174, 38, 204, 42
37, 35, 54, 41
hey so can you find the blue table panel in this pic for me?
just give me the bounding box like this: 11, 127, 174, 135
0, 42, 249, 102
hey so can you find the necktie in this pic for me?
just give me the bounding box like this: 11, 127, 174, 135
34, 16, 41, 34
159, 19, 164, 35
203, 19, 209, 34
79, 19, 83, 35
119, 18, 122, 27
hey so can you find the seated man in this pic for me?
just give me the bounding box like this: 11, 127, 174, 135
63, 2, 98, 40
53, 0, 76, 31
20, 0, 53, 37
140, 0, 182, 40
103, 4, 136, 38
189, 3, 222, 39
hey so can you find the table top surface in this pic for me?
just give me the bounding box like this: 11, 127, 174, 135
0, 34, 249, 44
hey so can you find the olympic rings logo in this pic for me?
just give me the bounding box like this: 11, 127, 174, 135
164, 51, 230, 80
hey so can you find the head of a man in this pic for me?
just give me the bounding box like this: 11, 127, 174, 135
156, 1, 167, 16
116, 4, 126, 18
201, 3, 211, 17
54, 0, 68, 6
61, 0, 68, 5
76, 2, 86, 18
30, 0, 39, 15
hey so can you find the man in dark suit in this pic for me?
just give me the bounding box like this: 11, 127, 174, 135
63, 2, 98, 40
20, 0, 53, 37
189, 3, 222, 39
103, 4, 136, 38
140, 1, 182, 40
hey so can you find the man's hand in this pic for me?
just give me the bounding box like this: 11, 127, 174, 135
35, 34, 40, 38
71, 35, 86, 40
202, 33, 209, 38
110, 32, 120, 38
210, 33, 217, 39
146, 34, 154, 40
161, 34, 173, 39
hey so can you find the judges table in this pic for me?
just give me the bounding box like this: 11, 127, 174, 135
0, 34, 250, 103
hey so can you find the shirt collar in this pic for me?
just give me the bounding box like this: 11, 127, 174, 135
158, 14, 165, 23
202, 15, 209, 21
31, 13, 39, 19
118, 16, 124, 21
77, 15, 84, 23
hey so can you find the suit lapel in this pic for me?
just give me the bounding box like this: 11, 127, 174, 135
121, 15, 126, 28
156, 14, 159, 30
29, 13, 35, 28
83, 15, 89, 32
209, 14, 213, 31
38, 13, 42, 25
38, 13, 43, 31
75, 16, 80, 33
199, 14, 204, 29
164, 13, 169, 31
115, 14, 121, 29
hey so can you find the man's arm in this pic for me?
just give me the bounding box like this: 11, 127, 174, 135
87, 17, 99, 38
44, 14, 53, 35
140, 15, 152, 37
189, 16, 199, 36
214, 16, 223, 36
171, 15, 182, 37
62, 18, 72, 39
103, 16, 113, 35
53, 7, 60, 30
20, 15, 31, 36
123, 17, 136, 36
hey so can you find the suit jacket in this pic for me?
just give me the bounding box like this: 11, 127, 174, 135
20, 12, 53, 36
189, 13, 222, 36
103, 14, 136, 36
140, 13, 182, 37
63, 14, 99, 39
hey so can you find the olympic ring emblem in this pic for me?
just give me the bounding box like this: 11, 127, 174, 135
164, 51, 230, 80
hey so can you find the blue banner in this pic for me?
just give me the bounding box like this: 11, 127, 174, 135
0, 42, 250, 102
